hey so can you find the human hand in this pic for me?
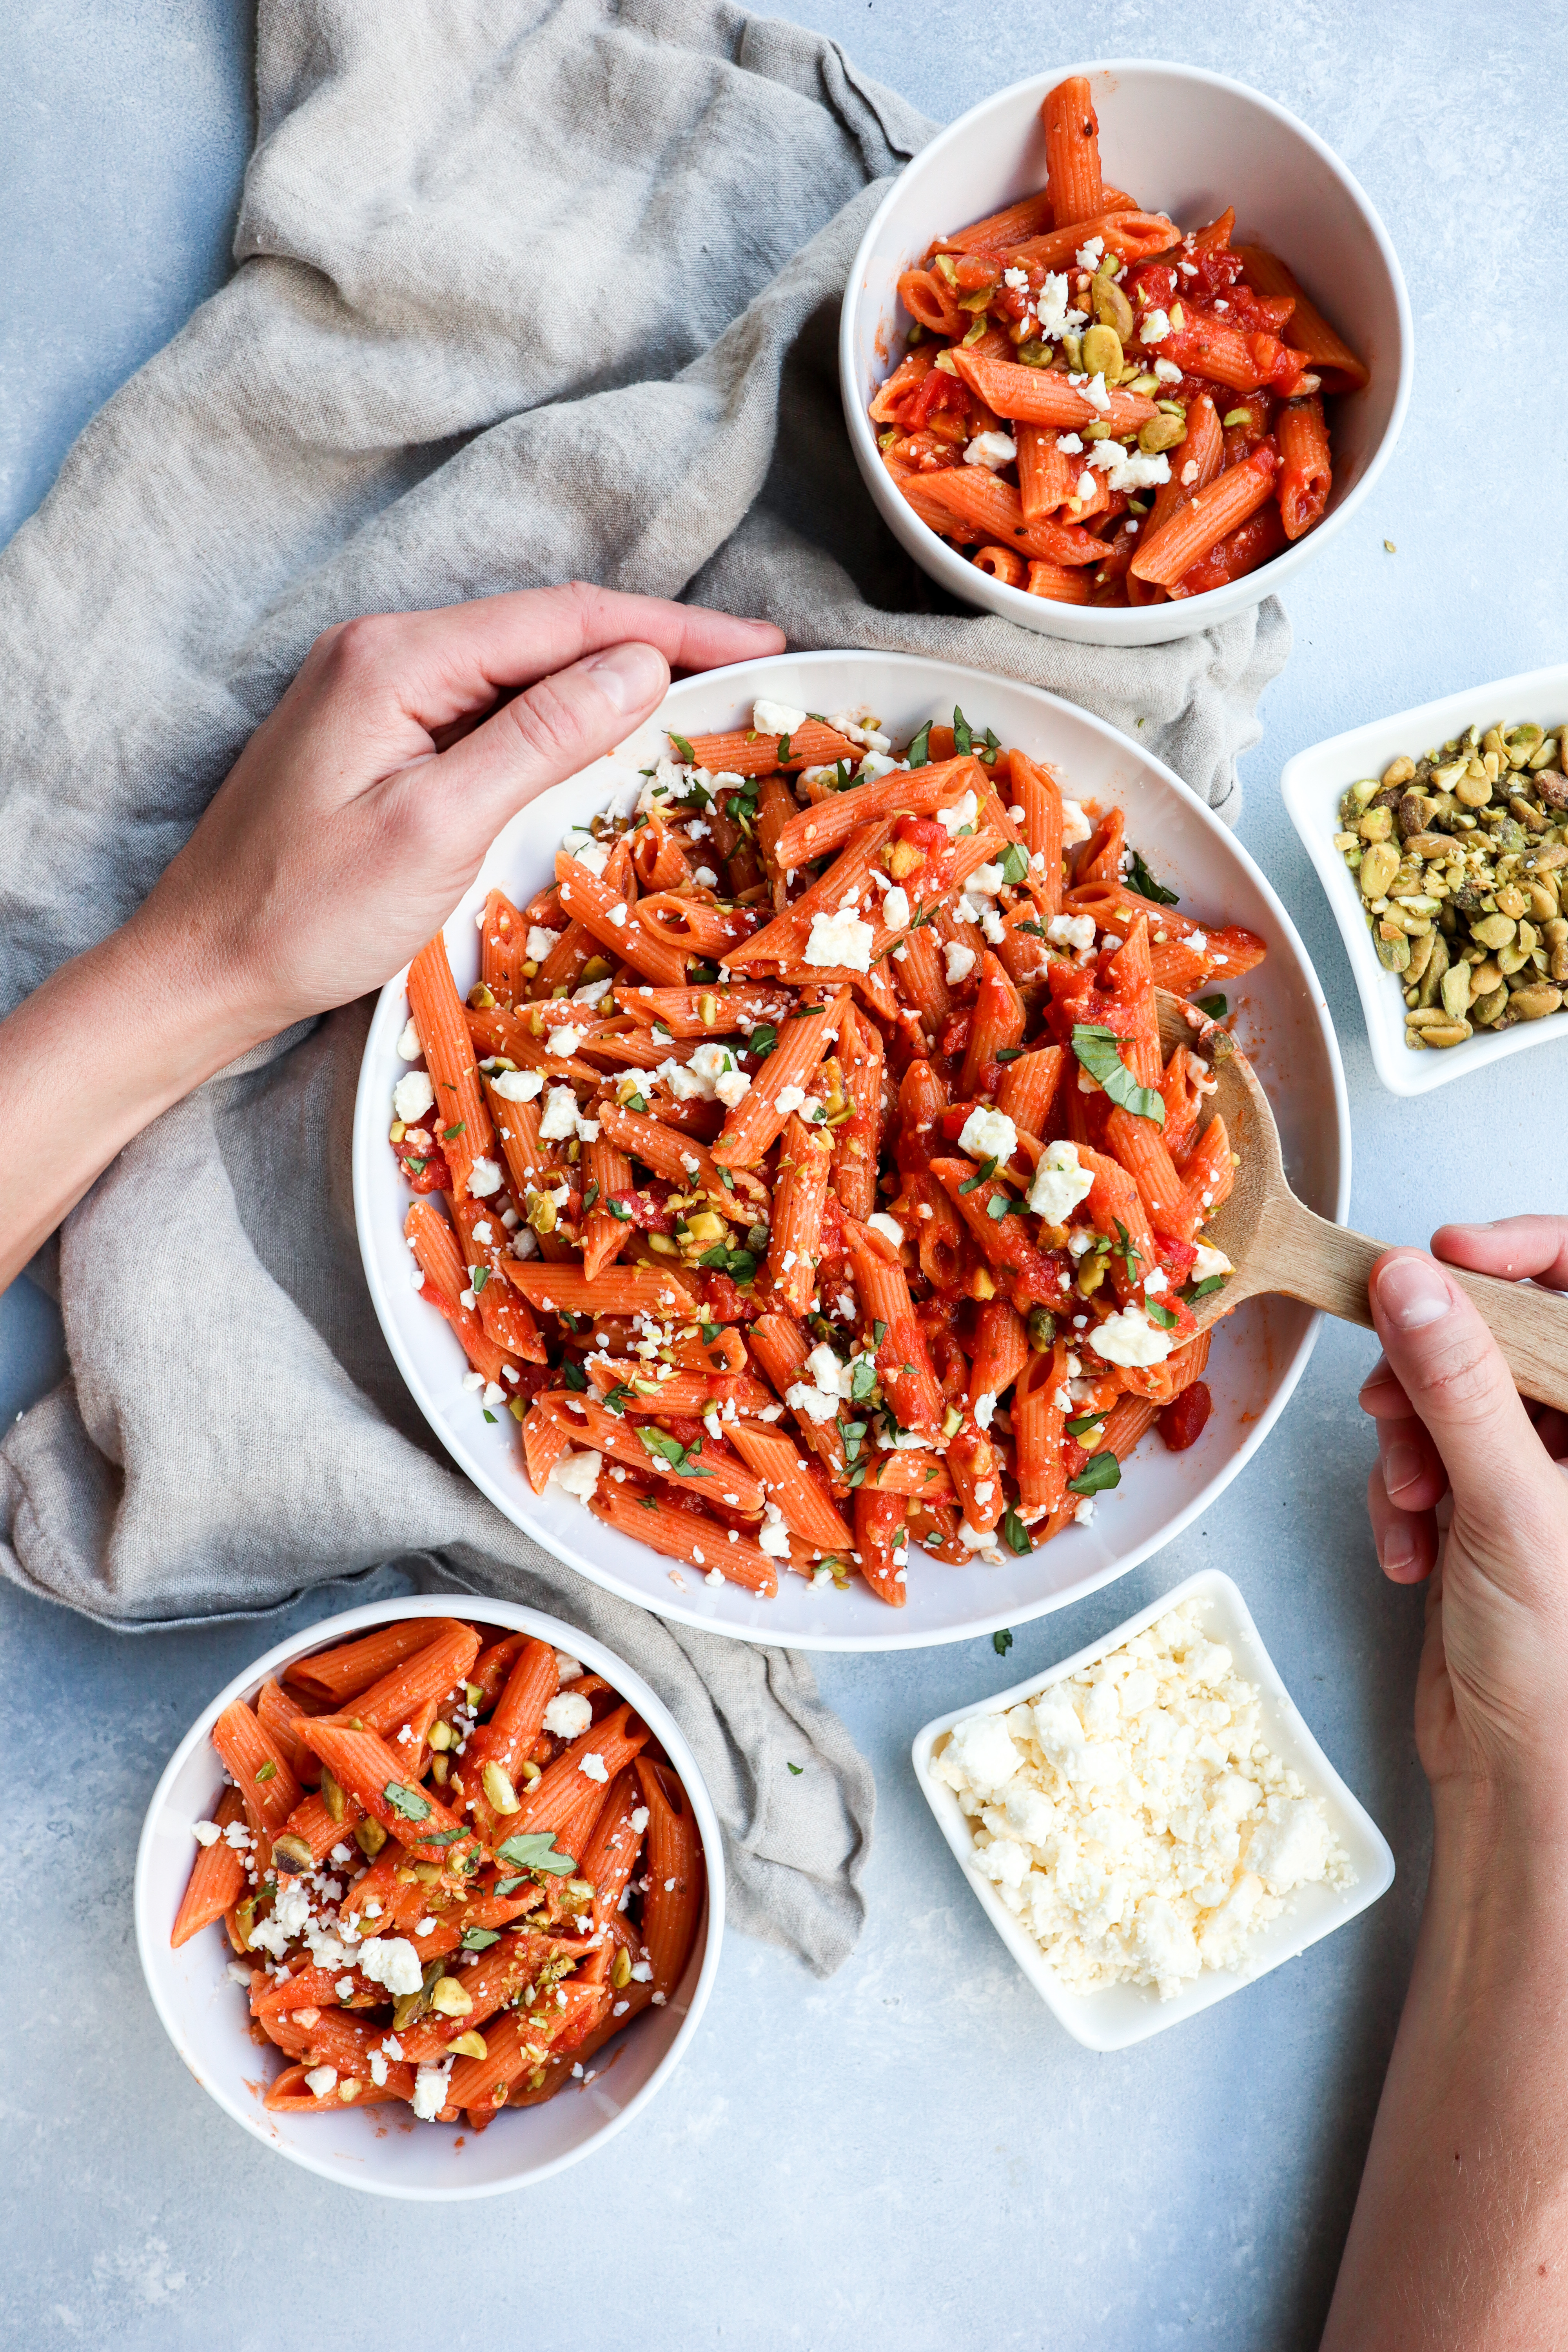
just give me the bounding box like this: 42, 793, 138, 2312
133, 581, 784, 1049
1360, 1220, 1568, 1808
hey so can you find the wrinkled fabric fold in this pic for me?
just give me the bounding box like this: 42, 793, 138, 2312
0, 0, 1287, 1976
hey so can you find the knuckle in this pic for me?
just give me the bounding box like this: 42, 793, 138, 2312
504, 676, 588, 770
313, 612, 395, 686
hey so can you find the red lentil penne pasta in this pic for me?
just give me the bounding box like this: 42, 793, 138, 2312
863, 82, 1361, 608
635, 1759, 706, 1994
681, 718, 859, 778
171, 1788, 249, 1947
407, 937, 496, 1199
1130, 446, 1279, 587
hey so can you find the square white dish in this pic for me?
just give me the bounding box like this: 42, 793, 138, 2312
353, 651, 1350, 1651
134, 1598, 723, 2199
1281, 660, 1568, 1096
911, 1568, 1394, 2049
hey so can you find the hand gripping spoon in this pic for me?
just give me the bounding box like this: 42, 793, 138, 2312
1156, 993, 1568, 1411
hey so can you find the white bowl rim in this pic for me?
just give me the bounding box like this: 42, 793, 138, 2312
909, 1565, 1396, 2049
352, 648, 1352, 1652
839, 55, 1414, 646
133, 1594, 726, 2200
1282, 656, 1568, 1098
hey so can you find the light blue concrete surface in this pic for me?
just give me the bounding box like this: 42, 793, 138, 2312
4, 3, 1566, 2345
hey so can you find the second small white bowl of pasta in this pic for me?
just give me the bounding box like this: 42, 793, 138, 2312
353, 650, 1349, 1652
840, 61, 1410, 645
134, 1598, 723, 2199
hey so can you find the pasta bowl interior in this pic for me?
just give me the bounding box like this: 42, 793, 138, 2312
134, 1600, 722, 2200
911, 1569, 1394, 2050
840, 61, 1410, 646
354, 652, 1348, 1651
1282, 661, 1568, 1097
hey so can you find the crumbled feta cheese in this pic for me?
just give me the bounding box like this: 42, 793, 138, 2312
1181, 459, 1199, 486
1154, 357, 1183, 385
1080, 372, 1111, 414
973, 1391, 996, 1430
775, 1084, 806, 1116
965, 429, 1018, 470
882, 885, 911, 931
548, 1448, 602, 1506
1047, 911, 1096, 953
944, 941, 977, 986
358, 1936, 424, 1997
305, 2065, 338, 2098
802, 907, 874, 972
1075, 235, 1105, 271
1141, 308, 1171, 345
191, 1820, 221, 1847
1028, 1140, 1094, 1223
538, 1083, 581, 1142
936, 1602, 1353, 1996
1192, 1242, 1232, 1284
866, 1212, 904, 1250
392, 1070, 434, 1125
491, 1067, 544, 1102
753, 696, 809, 737
1060, 799, 1091, 849
1089, 1305, 1175, 1368
412, 2062, 452, 2122
936, 791, 979, 837
1088, 439, 1171, 495
396, 1016, 421, 1060
579, 1752, 609, 1784
1056, 432, 1083, 456
957, 1107, 1018, 1165
526, 925, 562, 961
544, 1691, 593, 1739
466, 1157, 503, 1198
563, 829, 609, 877
941, 1711, 1020, 1797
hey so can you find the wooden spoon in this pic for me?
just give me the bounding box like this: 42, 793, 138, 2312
1155, 992, 1568, 1411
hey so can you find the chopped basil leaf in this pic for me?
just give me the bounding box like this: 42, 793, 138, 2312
1127, 848, 1179, 906
483, 1408, 497, 1422
405, 1157, 428, 1174
850, 1357, 879, 1402
993, 1624, 1017, 1653
254, 1760, 277, 1784
1071, 1024, 1166, 1125
1001, 1508, 1031, 1558
1067, 1450, 1122, 1497
383, 1781, 432, 1822
1146, 1298, 1178, 1329
701, 1320, 721, 1343
669, 731, 697, 764
748, 1023, 778, 1060
776, 731, 793, 764
1187, 1273, 1228, 1301
906, 720, 933, 769
471, 1265, 490, 1294
493, 1875, 530, 1898
608, 1198, 633, 1221
1196, 993, 1228, 1020
638, 1425, 711, 1478
995, 1045, 1024, 1062
442, 1122, 466, 1141
952, 706, 974, 756
581, 1180, 600, 1215
959, 1157, 997, 1196
495, 1831, 576, 1877
873, 1319, 887, 1347
998, 841, 1029, 886
604, 1382, 634, 1414
461, 1926, 501, 1951
787, 1762, 804, 1776
418, 1828, 468, 1848
1065, 1410, 1107, 1441
1113, 1218, 1143, 1284
987, 1192, 1027, 1221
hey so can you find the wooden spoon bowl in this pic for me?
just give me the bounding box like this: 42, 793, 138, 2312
1156, 991, 1568, 1410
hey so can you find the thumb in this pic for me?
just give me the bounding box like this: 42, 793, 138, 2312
431, 640, 671, 826
1368, 1250, 1548, 1514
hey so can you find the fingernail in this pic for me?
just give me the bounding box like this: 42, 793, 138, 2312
1375, 1254, 1452, 1331
1381, 1522, 1415, 1571
582, 641, 666, 712
1381, 1437, 1422, 1497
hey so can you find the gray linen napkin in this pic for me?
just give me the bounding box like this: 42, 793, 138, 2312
0, 0, 1289, 1975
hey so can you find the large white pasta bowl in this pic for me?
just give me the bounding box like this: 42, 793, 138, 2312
352, 652, 1349, 1651
839, 61, 1412, 646
134, 1598, 723, 2200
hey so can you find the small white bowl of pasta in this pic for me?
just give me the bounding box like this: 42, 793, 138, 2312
840, 61, 1411, 645
352, 650, 1349, 1652
134, 1598, 723, 2200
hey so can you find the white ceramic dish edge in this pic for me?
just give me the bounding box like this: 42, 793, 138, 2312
1281, 658, 1568, 1098
840, 58, 1414, 648
353, 650, 1352, 1651
134, 1597, 725, 2200
911, 1566, 1394, 2050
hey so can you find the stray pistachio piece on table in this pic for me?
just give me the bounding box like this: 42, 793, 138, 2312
1334, 719, 1568, 1047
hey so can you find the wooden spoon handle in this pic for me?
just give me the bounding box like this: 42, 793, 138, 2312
1268, 1197, 1568, 1412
